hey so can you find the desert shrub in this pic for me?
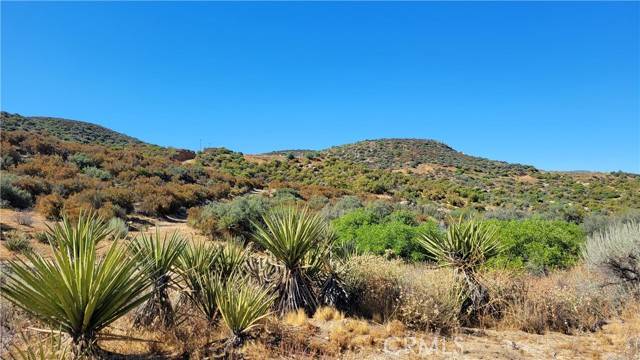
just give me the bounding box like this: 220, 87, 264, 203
35, 193, 64, 220
191, 194, 271, 239
107, 217, 128, 240
62, 190, 104, 219
581, 210, 640, 236
82, 166, 112, 180
321, 195, 363, 220
34, 232, 49, 244
14, 212, 33, 226
584, 221, 640, 291
3, 231, 32, 253
484, 208, 529, 221
486, 219, 585, 273
69, 152, 98, 169
0, 176, 32, 209
342, 255, 402, 321
501, 269, 613, 334
333, 208, 440, 261
273, 187, 301, 200
307, 196, 330, 210
11, 176, 50, 197
103, 187, 135, 213
396, 266, 463, 333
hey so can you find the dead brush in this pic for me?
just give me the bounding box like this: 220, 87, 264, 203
500, 268, 614, 335
313, 306, 345, 322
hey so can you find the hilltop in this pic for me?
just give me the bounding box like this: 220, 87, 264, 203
0, 112, 145, 146
326, 138, 535, 175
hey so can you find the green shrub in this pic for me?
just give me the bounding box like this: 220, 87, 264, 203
486, 219, 585, 273
332, 208, 441, 261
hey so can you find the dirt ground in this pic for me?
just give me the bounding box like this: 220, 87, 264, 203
0, 208, 207, 261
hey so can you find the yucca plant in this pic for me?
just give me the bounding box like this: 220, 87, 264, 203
212, 239, 248, 278
216, 276, 275, 349
252, 207, 328, 315
129, 230, 187, 327
8, 331, 70, 360
192, 271, 224, 323
45, 212, 112, 253
1, 214, 150, 357
417, 218, 502, 322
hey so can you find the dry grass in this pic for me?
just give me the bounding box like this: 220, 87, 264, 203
284, 309, 308, 327
313, 306, 344, 322
499, 267, 615, 335
397, 266, 463, 333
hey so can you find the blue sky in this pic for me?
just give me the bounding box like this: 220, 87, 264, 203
2, 2, 638, 172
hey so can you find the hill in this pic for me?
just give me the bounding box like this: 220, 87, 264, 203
0, 112, 145, 146
1, 114, 638, 219
326, 138, 535, 175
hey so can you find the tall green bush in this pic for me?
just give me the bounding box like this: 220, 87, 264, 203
332, 208, 441, 261
486, 219, 585, 273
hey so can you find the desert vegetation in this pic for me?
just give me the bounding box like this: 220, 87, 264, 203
1, 115, 639, 358
1, 207, 639, 359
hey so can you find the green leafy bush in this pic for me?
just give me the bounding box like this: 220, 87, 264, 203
332, 208, 441, 261
486, 219, 585, 273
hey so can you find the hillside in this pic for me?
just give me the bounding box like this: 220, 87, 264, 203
1, 114, 638, 219
0, 112, 144, 146
326, 138, 535, 175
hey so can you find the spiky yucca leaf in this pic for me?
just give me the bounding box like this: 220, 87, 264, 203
253, 207, 327, 269
8, 331, 70, 360
213, 239, 248, 278
216, 276, 275, 347
129, 230, 187, 327
192, 271, 224, 323
417, 218, 501, 272
417, 218, 502, 323
252, 207, 327, 314
176, 241, 218, 308
45, 211, 111, 254
1, 214, 150, 356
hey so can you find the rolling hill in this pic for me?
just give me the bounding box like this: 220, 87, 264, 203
326, 138, 535, 175
0, 112, 145, 146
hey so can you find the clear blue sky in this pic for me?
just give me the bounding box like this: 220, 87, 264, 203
2, 2, 638, 172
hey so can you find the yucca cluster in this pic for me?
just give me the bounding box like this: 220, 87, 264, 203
1, 207, 346, 358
